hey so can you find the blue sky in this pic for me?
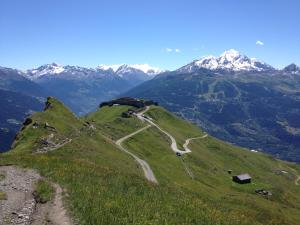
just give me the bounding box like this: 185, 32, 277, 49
0, 0, 299, 70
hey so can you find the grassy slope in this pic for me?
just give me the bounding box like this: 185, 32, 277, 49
84, 105, 145, 140
0, 100, 299, 225
124, 106, 300, 225
34, 179, 54, 203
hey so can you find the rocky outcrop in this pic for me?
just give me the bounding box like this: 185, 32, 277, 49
44, 97, 54, 111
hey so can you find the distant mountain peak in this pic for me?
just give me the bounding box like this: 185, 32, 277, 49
283, 63, 300, 74
27, 63, 65, 78
97, 64, 124, 73
97, 64, 163, 75
178, 49, 274, 73
220, 49, 241, 61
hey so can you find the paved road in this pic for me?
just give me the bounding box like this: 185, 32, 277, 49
116, 125, 158, 184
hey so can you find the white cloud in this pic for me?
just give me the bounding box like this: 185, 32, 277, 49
164, 48, 181, 53
256, 40, 264, 46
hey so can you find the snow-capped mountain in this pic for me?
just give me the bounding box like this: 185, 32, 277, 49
97, 64, 163, 76
177, 49, 274, 73
27, 63, 66, 78
17, 63, 163, 115
26, 63, 97, 79
25, 63, 163, 80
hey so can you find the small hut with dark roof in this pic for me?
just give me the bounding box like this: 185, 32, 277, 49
232, 173, 251, 184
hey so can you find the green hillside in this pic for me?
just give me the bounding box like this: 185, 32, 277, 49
125, 72, 300, 163
1, 97, 300, 225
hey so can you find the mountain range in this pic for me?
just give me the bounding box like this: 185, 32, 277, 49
1, 49, 300, 162
24, 63, 163, 80
2, 63, 162, 115
125, 50, 300, 163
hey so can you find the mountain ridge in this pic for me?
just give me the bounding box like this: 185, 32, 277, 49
3, 49, 300, 80
1, 97, 300, 225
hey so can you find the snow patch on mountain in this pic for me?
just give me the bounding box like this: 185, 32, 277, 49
23, 63, 163, 80
130, 64, 163, 75
97, 64, 163, 75
28, 63, 65, 78
97, 64, 123, 73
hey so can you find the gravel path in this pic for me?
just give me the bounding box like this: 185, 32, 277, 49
116, 125, 158, 184
0, 166, 40, 225
181, 135, 208, 179
135, 106, 209, 179
183, 135, 208, 153
0, 166, 73, 225
119, 106, 209, 181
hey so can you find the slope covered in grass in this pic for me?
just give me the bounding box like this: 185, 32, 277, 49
84, 105, 145, 140
1, 98, 300, 225
123, 106, 300, 225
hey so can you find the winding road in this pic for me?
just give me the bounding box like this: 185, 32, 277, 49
295, 176, 300, 186
116, 106, 208, 183
136, 107, 187, 154
183, 135, 208, 153
115, 125, 158, 184
135, 106, 208, 179
137, 106, 208, 155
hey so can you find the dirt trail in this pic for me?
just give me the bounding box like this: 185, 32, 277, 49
183, 135, 208, 153
37, 138, 72, 154
0, 166, 73, 225
295, 176, 300, 186
116, 125, 158, 184
136, 106, 209, 179
290, 167, 300, 186
282, 164, 300, 186
181, 135, 208, 179
276, 160, 300, 187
